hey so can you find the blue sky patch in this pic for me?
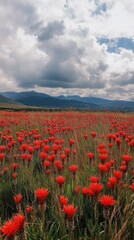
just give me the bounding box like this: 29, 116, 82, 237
98, 37, 134, 53
93, 3, 107, 15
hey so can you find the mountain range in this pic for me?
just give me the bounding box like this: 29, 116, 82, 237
0, 91, 134, 111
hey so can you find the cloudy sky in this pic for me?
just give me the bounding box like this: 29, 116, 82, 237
0, 0, 134, 100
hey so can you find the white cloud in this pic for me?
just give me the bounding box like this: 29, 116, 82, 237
0, 0, 134, 100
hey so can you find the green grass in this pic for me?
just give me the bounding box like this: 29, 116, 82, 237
0, 111, 133, 240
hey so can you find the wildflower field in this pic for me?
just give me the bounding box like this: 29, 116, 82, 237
0, 111, 133, 240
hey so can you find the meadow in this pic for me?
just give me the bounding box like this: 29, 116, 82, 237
0, 111, 133, 240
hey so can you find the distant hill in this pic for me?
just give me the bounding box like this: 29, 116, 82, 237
0, 94, 25, 110
1, 91, 134, 111
0, 94, 20, 105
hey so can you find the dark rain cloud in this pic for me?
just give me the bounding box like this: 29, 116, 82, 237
15, 40, 85, 88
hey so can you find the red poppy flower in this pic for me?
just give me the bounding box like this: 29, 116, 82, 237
52, 144, 59, 153
44, 145, 50, 153
13, 214, 25, 232
21, 153, 27, 160
60, 154, 66, 162
35, 188, 49, 204
108, 143, 114, 148
27, 146, 34, 154
120, 165, 127, 172
56, 176, 66, 188
27, 154, 32, 162
88, 152, 94, 161
69, 165, 78, 174
105, 161, 112, 171
91, 132, 97, 138
44, 161, 51, 168
98, 164, 108, 174
110, 159, 115, 166
10, 163, 19, 171
70, 139, 75, 146
60, 195, 69, 206
63, 205, 77, 219
20, 143, 27, 151
0, 220, 18, 237
26, 206, 33, 214
89, 183, 103, 197
99, 154, 108, 162
0, 145, 6, 152
48, 154, 56, 162
12, 173, 17, 179
84, 134, 88, 139
108, 177, 117, 189
99, 195, 116, 207
98, 148, 108, 154
122, 154, 132, 164
3, 167, 8, 174
13, 194, 23, 204
65, 148, 71, 157
40, 152, 48, 160
82, 187, 90, 197
54, 160, 62, 168
89, 176, 99, 183
107, 134, 116, 141
116, 138, 122, 145
18, 137, 24, 143
113, 170, 123, 181
0, 153, 5, 160
98, 144, 105, 149
130, 183, 134, 192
